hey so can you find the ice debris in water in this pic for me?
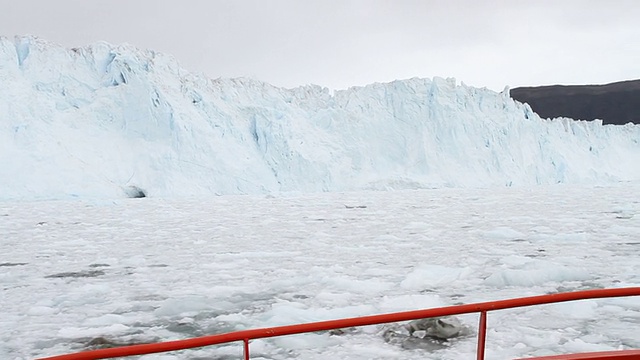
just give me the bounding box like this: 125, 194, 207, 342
382, 316, 472, 351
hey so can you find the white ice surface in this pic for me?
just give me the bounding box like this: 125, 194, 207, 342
1, 184, 639, 359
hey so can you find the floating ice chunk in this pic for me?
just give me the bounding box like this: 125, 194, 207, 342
57, 324, 129, 338
324, 277, 394, 295
483, 227, 526, 240
83, 314, 128, 326
378, 294, 446, 312
382, 315, 471, 352
530, 232, 590, 243
260, 301, 375, 326
314, 290, 354, 306
499, 255, 536, 267
272, 332, 336, 351
26, 306, 56, 316
405, 316, 468, 339
484, 264, 591, 287
546, 300, 598, 319
401, 264, 473, 290
154, 295, 214, 317
562, 338, 618, 353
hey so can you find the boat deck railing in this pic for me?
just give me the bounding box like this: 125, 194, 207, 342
38, 287, 640, 360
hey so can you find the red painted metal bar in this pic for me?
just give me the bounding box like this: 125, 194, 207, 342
521, 350, 640, 359
243, 338, 249, 360
38, 287, 640, 360
477, 310, 488, 360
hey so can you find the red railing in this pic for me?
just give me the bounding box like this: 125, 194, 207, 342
38, 287, 640, 360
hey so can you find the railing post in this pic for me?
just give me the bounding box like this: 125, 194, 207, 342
477, 310, 487, 360
243, 338, 250, 360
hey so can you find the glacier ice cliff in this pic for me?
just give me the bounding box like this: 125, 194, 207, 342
1, 36, 639, 200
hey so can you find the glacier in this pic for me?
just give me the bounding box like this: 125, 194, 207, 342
1, 36, 639, 200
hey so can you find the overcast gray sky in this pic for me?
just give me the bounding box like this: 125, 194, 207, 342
1, 0, 638, 91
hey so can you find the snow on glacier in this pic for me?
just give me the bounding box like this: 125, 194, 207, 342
1, 36, 639, 200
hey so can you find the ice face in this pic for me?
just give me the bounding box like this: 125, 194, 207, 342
1, 36, 639, 201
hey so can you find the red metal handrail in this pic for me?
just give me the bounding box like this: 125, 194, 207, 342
518, 350, 640, 359
38, 287, 640, 360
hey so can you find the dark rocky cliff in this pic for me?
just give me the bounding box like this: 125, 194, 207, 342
510, 80, 640, 125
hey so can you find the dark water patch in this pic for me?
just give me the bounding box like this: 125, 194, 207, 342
82, 335, 159, 350
200, 321, 241, 336
32, 338, 76, 352
124, 186, 146, 198
41, 334, 160, 355
524, 249, 546, 258
604, 210, 634, 219
0, 262, 28, 267
45, 270, 105, 279
148, 264, 169, 268
329, 327, 359, 336
130, 294, 167, 302
419, 289, 436, 294
392, 335, 450, 351
137, 317, 239, 339
165, 321, 204, 336
122, 266, 137, 276
169, 319, 240, 338
88, 263, 111, 268
552, 282, 607, 294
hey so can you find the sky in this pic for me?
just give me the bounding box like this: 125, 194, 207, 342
1, 0, 639, 91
